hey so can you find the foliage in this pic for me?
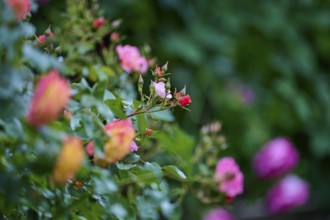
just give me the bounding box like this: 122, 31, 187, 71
0, 1, 235, 219
100, 0, 330, 215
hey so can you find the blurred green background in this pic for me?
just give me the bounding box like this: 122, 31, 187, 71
33, 0, 330, 218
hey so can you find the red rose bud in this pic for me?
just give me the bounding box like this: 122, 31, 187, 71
52, 137, 85, 185
178, 95, 192, 107
27, 69, 71, 127
93, 17, 105, 29
104, 119, 135, 163
6, 0, 31, 20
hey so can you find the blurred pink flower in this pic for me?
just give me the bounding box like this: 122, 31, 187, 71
215, 157, 244, 198
267, 175, 309, 213
6, 0, 30, 20
130, 141, 138, 152
86, 141, 95, 157
111, 32, 119, 42
93, 17, 105, 28
203, 208, 235, 220
116, 45, 148, 74
27, 69, 71, 127
253, 137, 299, 179
152, 81, 172, 99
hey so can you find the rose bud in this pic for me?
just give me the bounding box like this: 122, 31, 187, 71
178, 94, 192, 107
93, 17, 105, 29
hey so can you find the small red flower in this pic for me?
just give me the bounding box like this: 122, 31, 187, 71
93, 17, 105, 29
178, 95, 192, 107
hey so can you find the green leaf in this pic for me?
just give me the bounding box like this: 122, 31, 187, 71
162, 165, 187, 182
104, 99, 126, 119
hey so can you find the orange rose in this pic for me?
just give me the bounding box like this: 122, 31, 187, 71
52, 137, 84, 184
27, 69, 70, 127
104, 119, 135, 163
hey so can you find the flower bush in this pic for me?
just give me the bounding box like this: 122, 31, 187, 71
0, 0, 244, 219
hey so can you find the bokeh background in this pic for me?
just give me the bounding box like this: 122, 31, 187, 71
33, 0, 330, 219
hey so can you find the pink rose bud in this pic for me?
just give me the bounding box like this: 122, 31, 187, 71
253, 137, 299, 179
116, 45, 148, 74
215, 157, 244, 198
38, 35, 46, 43
266, 175, 309, 213
6, 0, 30, 20
93, 17, 105, 28
52, 137, 85, 184
27, 69, 71, 127
203, 208, 235, 220
178, 94, 192, 107
111, 32, 119, 42
104, 119, 135, 163
48, 32, 54, 39
156, 66, 163, 77
152, 81, 172, 99
86, 141, 95, 157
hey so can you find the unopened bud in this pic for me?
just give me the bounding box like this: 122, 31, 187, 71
165, 79, 171, 90
145, 128, 154, 135
162, 62, 168, 72
55, 46, 62, 54
138, 74, 144, 85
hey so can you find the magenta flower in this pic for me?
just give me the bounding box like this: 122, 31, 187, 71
266, 175, 309, 213
130, 141, 138, 152
152, 81, 172, 99
116, 45, 148, 74
203, 208, 235, 220
253, 137, 299, 179
215, 157, 244, 198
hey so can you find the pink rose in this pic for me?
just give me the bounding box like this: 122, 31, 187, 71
253, 137, 299, 179
267, 175, 309, 213
203, 208, 235, 220
116, 45, 148, 74
215, 157, 244, 198
152, 81, 172, 99
6, 0, 30, 20
27, 69, 71, 127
